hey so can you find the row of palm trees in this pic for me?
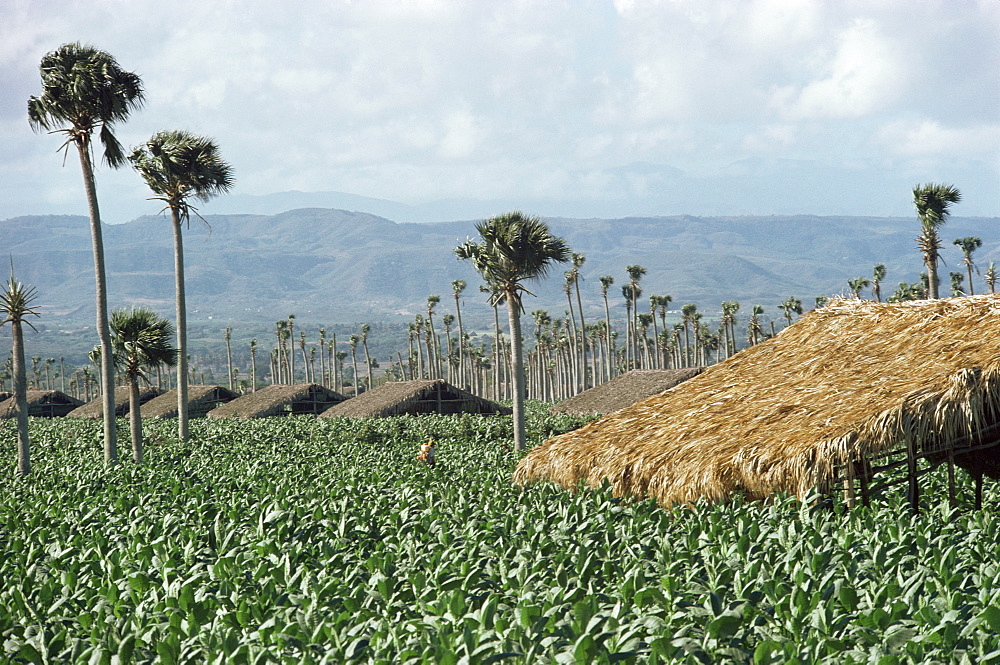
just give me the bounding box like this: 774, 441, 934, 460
26, 42, 233, 467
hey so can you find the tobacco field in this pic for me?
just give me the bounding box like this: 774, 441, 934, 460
2, 407, 1000, 664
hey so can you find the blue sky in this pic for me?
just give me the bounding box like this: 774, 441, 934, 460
2, 0, 998, 223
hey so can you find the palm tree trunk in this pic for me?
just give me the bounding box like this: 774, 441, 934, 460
128, 375, 143, 464
454, 293, 466, 389
171, 210, 190, 442
78, 142, 117, 462
12, 320, 30, 475
506, 291, 527, 451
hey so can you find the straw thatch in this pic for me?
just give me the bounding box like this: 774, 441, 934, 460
140, 385, 239, 419
551, 369, 704, 417
207, 383, 347, 419
67, 386, 162, 418
0, 390, 84, 418
319, 379, 511, 418
515, 295, 1000, 508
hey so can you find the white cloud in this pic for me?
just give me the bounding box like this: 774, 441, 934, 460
877, 120, 1000, 161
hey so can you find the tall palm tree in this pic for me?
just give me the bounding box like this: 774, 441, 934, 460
570, 253, 588, 389
318, 328, 327, 388
953, 237, 982, 296
1, 270, 41, 475
748, 305, 765, 345
361, 324, 374, 389
451, 280, 467, 388
249, 338, 258, 392
599, 276, 615, 381
455, 211, 570, 450
29, 43, 145, 463
872, 264, 887, 302
287, 314, 296, 381
129, 130, 233, 442
625, 265, 646, 369
425, 296, 440, 378
914, 183, 961, 299
110, 307, 176, 464
349, 334, 360, 395
224, 325, 234, 390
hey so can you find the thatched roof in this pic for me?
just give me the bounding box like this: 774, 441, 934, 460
319, 379, 511, 418
208, 383, 347, 419
140, 385, 239, 419
515, 296, 1000, 507
67, 386, 161, 418
551, 369, 704, 417
0, 390, 84, 418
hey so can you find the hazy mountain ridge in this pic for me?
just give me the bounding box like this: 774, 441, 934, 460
2, 210, 999, 326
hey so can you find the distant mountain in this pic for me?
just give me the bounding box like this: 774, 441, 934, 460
3, 210, 999, 330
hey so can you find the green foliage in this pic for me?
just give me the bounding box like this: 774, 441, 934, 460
1, 414, 999, 663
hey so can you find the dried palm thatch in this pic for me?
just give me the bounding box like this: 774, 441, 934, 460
208, 383, 347, 419
67, 385, 161, 418
0, 390, 83, 418
551, 369, 704, 417
515, 295, 1000, 508
319, 379, 511, 419
140, 385, 238, 419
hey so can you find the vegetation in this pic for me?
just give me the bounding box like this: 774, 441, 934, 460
129, 130, 235, 441
1, 412, 999, 663
28, 42, 145, 464
914, 184, 962, 299
456, 212, 570, 451
0, 270, 41, 475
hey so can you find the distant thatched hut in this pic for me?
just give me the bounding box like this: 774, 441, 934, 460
0, 390, 84, 418
67, 386, 161, 418
319, 379, 510, 419
140, 385, 238, 419
515, 296, 1000, 510
551, 369, 704, 417
208, 383, 347, 419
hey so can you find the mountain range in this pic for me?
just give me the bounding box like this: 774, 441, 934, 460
3, 209, 999, 332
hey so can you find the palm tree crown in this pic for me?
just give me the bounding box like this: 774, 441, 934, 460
129, 130, 235, 222
110, 307, 177, 380
914, 183, 961, 299
28, 42, 144, 167
455, 211, 570, 311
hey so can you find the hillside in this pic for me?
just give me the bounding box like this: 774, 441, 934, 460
3, 210, 999, 330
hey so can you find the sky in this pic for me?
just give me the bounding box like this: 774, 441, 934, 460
2, 0, 998, 224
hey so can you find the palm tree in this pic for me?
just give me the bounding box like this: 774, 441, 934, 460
778, 297, 803, 327
953, 237, 982, 296
720, 301, 740, 358
29, 43, 145, 463
349, 334, 360, 395
950, 271, 966, 297
361, 324, 374, 389
451, 280, 467, 388
318, 328, 327, 388
748, 305, 765, 345
872, 264, 887, 302
129, 130, 233, 442
249, 338, 258, 392
914, 183, 961, 299
847, 277, 870, 299
287, 314, 296, 381
599, 276, 615, 381
455, 211, 570, 450
625, 265, 646, 369
1, 270, 41, 475
224, 325, 234, 390
425, 296, 441, 378
985, 262, 997, 294
570, 253, 588, 389
110, 307, 176, 463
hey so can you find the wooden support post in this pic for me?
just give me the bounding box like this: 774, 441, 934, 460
844, 460, 856, 510
906, 436, 919, 514
859, 458, 871, 508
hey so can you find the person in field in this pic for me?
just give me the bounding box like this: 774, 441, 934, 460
417, 439, 436, 468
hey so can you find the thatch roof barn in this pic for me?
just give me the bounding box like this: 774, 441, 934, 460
67, 386, 161, 418
551, 369, 704, 417
515, 296, 1000, 509
319, 379, 511, 419
0, 390, 84, 418
208, 383, 347, 419
140, 385, 238, 419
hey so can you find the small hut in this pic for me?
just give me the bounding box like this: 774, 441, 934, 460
67, 386, 161, 418
140, 385, 238, 419
208, 383, 347, 419
515, 296, 1000, 510
319, 379, 511, 419
551, 369, 704, 417
0, 390, 84, 418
